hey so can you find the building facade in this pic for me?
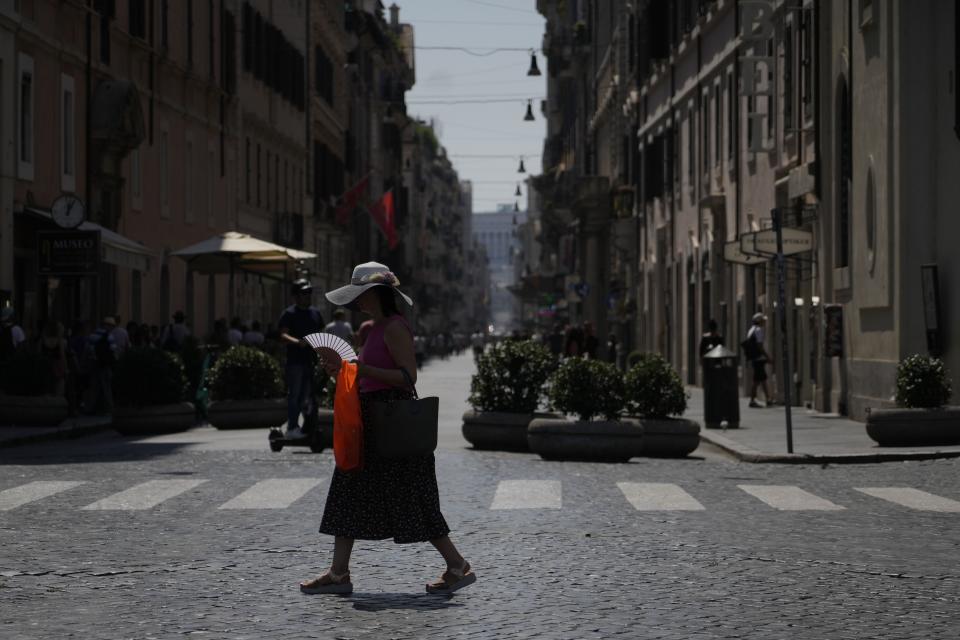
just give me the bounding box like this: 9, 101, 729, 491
532, 0, 959, 419
473, 206, 526, 333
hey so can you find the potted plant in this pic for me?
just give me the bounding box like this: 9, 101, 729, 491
528, 358, 641, 462
207, 346, 286, 429
112, 348, 195, 435
866, 355, 959, 446
0, 350, 69, 427
462, 340, 557, 452
622, 353, 700, 457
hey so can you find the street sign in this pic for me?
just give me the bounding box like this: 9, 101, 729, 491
723, 240, 767, 265
743, 227, 813, 257
38, 230, 100, 276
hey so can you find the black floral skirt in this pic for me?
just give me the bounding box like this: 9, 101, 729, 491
319, 388, 450, 544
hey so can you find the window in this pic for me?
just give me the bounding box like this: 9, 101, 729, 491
207, 148, 216, 227
161, 0, 169, 49
859, 0, 874, 29
99, 6, 111, 64
713, 83, 721, 167
784, 22, 794, 132
160, 130, 170, 216
727, 72, 735, 160
61, 74, 76, 191
18, 54, 34, 180
208, 0, 215, 79
687, 109, 695, 188
256, 143, 261, 207
187, 0, 194, 65
767, 38, 775, 142
245, 137, 251, 203
284, 159, 288, 211
701, 91, 709, 178
315, 45, 334, 105
837, 81, 852, 269
132, 270, 142, 322
801, 7, 814, 122
186, 137, 194, 223
131, 147, 142, 207
266, 150, 271, 211
129, 0, 147, 39
274, 154, 279, 211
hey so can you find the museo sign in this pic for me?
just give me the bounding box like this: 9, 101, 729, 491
38, 230, 101, 276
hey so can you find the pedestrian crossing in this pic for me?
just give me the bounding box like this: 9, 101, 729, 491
1, 478, 960, 514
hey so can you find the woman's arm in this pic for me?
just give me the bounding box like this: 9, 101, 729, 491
356, 320, 418, 388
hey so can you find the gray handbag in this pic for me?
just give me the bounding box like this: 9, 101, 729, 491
370, 368, 439, 458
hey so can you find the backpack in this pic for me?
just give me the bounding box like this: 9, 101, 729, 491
740, 333, 760, 361
94, 331, 115, 368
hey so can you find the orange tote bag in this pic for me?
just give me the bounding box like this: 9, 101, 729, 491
333, 361, 363, 472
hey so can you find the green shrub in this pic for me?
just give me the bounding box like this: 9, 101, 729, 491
469, 340, 556, 413
624, 352, 688, 418
113, 348, 188, 408
0, 349, 55, 397
895, 354, 952, 409
548, 357, 624, 421
207, 346, 284, 401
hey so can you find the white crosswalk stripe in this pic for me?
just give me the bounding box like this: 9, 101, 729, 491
0, 481, 86, 511
81, 479, 208, 511
617, 482, 705, 511
855, 487, 960, 512
738, 485, 845, 511
218, 478, 323, 509
490, 480, 562, 509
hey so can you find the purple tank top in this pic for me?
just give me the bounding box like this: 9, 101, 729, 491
359, 315, 412, 393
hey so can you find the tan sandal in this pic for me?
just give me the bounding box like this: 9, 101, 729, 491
300, 569, 353, 595
426, 561, 476, 594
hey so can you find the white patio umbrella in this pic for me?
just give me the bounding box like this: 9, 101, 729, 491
171, 231, 317, 315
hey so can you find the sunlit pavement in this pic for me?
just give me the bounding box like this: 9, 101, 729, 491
1, 352, 959, 638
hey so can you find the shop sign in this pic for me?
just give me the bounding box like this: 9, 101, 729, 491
38, 230, 101, 276
741, 228, 813, 256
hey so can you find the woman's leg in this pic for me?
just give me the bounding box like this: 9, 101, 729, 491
331, 536, 355, 574
429, 535, 465, 569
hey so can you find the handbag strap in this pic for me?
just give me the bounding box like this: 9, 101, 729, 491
398, 367, 419, 399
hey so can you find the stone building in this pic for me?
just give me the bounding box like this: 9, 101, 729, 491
532, 0, 959, 418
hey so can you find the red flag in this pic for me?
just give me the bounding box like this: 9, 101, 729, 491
369, 189, 398, 249
335, 174, 370, 225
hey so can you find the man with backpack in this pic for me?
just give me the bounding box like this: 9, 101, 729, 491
742, 312, 774, 408
83, 316, 118, 415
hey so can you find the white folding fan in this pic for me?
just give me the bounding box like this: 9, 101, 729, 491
303, 332, 358, 363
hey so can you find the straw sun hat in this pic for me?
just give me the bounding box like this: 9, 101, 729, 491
325, 262, 413, 309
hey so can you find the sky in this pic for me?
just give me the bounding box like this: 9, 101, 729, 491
396, 0, 547, 214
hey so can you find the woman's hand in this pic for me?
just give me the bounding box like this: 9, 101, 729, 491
316, 348, 342, 377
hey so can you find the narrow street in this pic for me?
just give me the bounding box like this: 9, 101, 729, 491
2, 353, 960, 639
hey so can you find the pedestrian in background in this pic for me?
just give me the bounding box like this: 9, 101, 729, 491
111, 315, 131, 356
0, 307, 25, 362
606, 333, 618, 367
699, 319, 724, 361
583, 321, 599, 359
471, 328, 485, 361
564, 324, 583, 358
227, 317, 244, 346
242, 320, 265, 347
83, 316, 117, 415
278, 279, 324, 439
324, 308, 355, 345
743, 313, 774, 408
161, 311, 191, 352
40, 320, 68, 397
300, 262, 475, 596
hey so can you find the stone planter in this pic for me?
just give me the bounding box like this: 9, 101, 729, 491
208, 398, 287, 430
0, 394, 70, 427
624, 416, 701, 457
113, 402, 196, 436
462, 411, 561, 452
527, 417, 644, 462
866, 406, 960, 447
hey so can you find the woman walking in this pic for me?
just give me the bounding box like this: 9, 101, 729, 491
300, 262, 475, 596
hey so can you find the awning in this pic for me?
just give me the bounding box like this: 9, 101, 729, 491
25, 207, 155, 273
170, 231, 317, 275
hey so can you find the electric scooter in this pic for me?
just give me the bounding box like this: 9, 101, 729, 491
268, 376, 334, 453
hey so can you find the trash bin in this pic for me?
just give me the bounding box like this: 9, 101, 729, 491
702, 345, 740, 429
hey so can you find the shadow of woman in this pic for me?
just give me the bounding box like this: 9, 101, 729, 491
349, 592, 465, 612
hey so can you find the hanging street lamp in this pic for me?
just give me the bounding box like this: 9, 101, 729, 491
515, 184, 522, 197
517, 158, 526, 173
524, 100, 535, 121
527, 51, 542, 76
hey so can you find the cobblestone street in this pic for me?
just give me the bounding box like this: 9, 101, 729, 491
2, 353, 960, 639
